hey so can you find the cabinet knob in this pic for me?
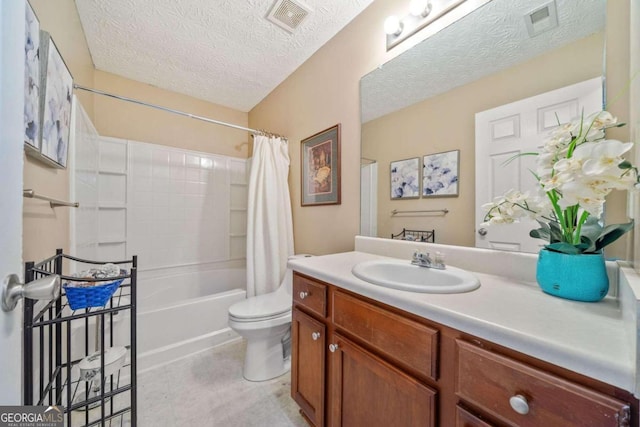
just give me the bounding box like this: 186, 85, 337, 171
329, 343, 339, 353
311, 332, 321, 341
478, 227, 488, 236
509, 394, 530, 415
299, 291, 309, 299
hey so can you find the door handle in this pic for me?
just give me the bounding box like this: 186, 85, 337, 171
2, 274, 61, 312
478, 228, 488, 236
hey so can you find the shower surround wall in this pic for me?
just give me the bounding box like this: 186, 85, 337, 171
128, 141, 248, 370
128, 141, 248, 268
72, 124, 248, 370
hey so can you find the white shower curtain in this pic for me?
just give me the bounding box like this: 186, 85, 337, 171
246, 135, 295, 297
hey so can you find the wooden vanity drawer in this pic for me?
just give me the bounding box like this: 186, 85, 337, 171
332, 290, 439, 380
455, 340, 631, 427
456, 405, 496, 427
293, 273, 327, 318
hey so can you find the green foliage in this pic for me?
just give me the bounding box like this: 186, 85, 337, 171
530, 218, 634, 254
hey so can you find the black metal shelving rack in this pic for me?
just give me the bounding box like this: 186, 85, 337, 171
391, 228, 435, 243
23, 249, 137, 426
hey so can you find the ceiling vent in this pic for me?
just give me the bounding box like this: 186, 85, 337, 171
524, 0, 559, 37
267, 0, 312, 33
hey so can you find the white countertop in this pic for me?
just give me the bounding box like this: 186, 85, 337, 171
288, 250, 636, 393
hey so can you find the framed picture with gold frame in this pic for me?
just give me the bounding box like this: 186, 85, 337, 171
301, 124, 341, 206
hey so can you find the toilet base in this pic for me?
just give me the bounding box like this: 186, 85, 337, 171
242, 333, 291, 382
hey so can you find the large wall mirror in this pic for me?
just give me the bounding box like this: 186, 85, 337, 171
360, 0, 607, 252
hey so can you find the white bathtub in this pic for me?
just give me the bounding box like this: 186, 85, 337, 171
136, 266, 246, 372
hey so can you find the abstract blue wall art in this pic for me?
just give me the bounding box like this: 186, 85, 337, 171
390, 157, 420, 199
422, 150, 459, 197
24, 2, 40, 148
40, 33, 73, 168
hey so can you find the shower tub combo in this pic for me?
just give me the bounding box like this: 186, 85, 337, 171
135, 266, 246, 372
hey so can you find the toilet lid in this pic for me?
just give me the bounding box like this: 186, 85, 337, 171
228, 291, 291, 320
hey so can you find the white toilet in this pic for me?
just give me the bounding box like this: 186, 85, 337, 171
228, 254, 310, 381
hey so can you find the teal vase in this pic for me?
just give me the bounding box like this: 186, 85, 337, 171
536, 249, 609, 302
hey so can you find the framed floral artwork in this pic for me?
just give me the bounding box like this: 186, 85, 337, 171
39, 32, 73, 169
301, 124, 341, 206
422, 149, 459, 197
390, 157, 420, 199
24, 1, 41, 150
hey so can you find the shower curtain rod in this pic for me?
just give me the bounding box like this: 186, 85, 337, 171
73, 84, 287, 140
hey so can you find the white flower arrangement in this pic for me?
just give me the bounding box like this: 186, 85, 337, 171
482, 111, 637, 254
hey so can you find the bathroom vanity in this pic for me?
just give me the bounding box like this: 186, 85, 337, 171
289, 238, 640, 427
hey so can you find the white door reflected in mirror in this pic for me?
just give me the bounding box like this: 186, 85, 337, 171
474, 77, 602, 253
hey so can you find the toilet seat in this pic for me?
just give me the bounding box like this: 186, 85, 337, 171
229, 311, 290, 323
228, 311, 292, 330
228, 290, 290, 322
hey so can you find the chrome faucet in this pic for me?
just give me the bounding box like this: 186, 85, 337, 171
411, 250, 446, 270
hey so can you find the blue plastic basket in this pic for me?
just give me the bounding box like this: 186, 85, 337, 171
63, 278, 125, 310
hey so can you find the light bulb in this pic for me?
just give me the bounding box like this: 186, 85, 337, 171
384, 15, 403, 36
409, 0, 432, 17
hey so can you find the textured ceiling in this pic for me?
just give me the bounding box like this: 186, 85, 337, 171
361, 0, 606, 123
75, 0, 374, 112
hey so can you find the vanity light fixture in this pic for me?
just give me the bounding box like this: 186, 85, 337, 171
384, 0, 468, 51
409, 0, 433, 18
384, 15, 403, 36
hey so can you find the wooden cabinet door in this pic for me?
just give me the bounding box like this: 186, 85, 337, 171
328, 333, 436, 427
292, 307, 326, 427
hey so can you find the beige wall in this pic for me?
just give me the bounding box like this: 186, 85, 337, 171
632, 0, 640, 268
604, 0, 631, 260
248, 0, 404, 255
24, 0, 249, 264
24, 0, 95, 263
250, 1, 633, 259
93, 70, 249, 158
362, 33, 604, 247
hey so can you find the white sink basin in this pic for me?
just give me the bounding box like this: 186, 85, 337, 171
351, 259, 480, 293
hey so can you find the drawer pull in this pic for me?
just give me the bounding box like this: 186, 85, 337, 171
509, 394, 530, 415
329, 343, 339, 353
311, 332, 321, 341
299, 291, 309, 299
